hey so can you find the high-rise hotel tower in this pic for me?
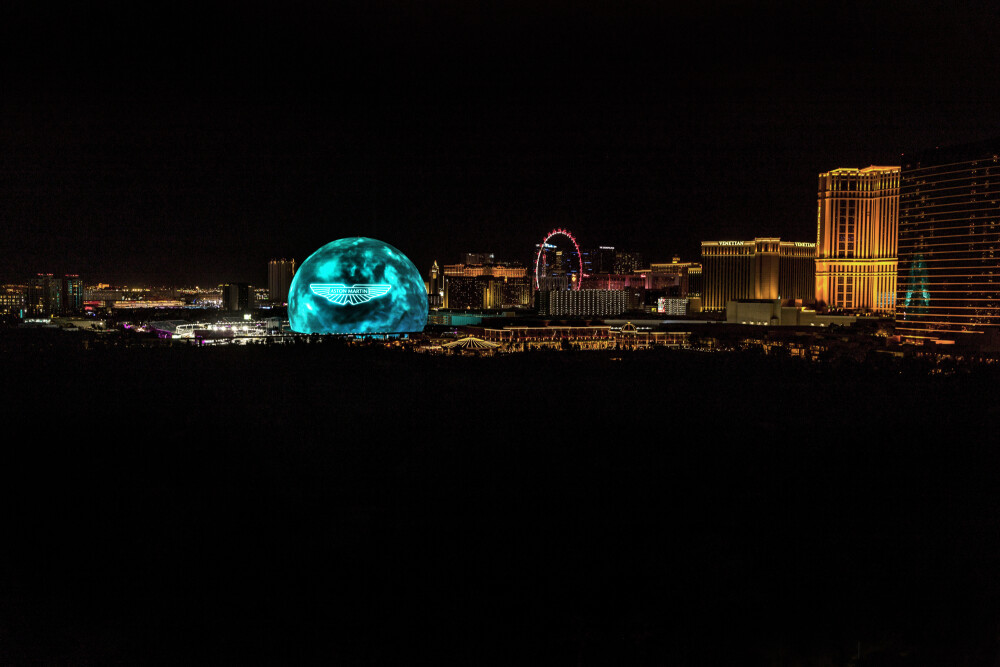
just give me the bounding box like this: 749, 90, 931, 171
701, 238, 815, 311
896, 140, 1000, 343
815, 166, 900, 313
268, 259, 296, 305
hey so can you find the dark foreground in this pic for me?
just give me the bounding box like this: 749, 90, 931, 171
2, 339, 1000, 665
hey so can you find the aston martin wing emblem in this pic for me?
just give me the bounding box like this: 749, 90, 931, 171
309, 283, 391, 306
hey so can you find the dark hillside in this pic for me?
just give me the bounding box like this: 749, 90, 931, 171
2, 341, 999, 664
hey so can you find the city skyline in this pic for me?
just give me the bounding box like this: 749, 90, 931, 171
5, 3, 1000, 285
7, 5, 1000, 661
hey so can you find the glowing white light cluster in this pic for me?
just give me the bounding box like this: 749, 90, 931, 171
309, 284, 391, 306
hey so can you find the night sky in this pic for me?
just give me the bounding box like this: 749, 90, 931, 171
3, 1, 1000, 285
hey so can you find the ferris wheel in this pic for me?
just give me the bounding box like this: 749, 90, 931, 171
534, 228, 584, 291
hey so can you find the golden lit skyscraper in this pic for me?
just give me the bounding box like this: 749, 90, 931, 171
815, 166, 899, 313
701, 238, 815, 311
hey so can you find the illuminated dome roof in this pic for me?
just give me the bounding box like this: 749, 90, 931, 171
288, 237, 428, 334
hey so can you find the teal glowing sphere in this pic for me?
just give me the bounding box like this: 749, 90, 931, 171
288, 237, 428, 334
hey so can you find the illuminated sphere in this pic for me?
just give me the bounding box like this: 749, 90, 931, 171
288, 237, 428, 334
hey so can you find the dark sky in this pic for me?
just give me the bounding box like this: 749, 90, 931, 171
3, 1, 1000, 285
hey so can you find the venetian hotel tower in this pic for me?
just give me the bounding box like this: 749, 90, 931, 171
815, 166, 900, 313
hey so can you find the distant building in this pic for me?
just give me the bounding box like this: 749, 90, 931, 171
613, 249, 644, 274
726, 299, 858, 327
443, 275, 532, 310
895, 140, 1000, 343
442, 263, 526, 279
643, 268, 685, 294
463, 252, 495, 265
537, 289, 629, 317
0, 285, 26, 315
427, 261, 444, 308
688, 264, 702, 297
84, 286, 128, 308
63, 275, 83, 313
536, 275, 572, 291
642, 260, 700, 310
442, 263, 531, 309
649, 258, 702, 296
582, 246, 617, 275
268, 259, 296, 304
816, 166, 900, 313
656, 297, 688, 316
701, 238, 815, 311
27, 274, 62, 315
579, 273, 645, 291
443, 275, 484, 309
578, 273, 645, 309
220, 283, 253, 312
114, 300, 186, 309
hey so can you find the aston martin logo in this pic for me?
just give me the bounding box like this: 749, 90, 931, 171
309, 283, 391, 306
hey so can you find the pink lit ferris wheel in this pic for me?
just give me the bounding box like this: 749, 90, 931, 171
534, 228, 584, 291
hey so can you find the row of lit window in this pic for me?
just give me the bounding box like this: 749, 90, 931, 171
904, 181, 1000, 196
902, 201, 1000, 216
899, 223, 1000, 236
904, 174, 1000, 193
904, 158, 999, 178
896, 309, 1000, 316
896, 246, 1000, 255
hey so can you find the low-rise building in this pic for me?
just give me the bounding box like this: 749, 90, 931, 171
725, 299, 859, 327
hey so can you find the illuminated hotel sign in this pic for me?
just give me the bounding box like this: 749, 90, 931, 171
717, 241, 744, 246
793, 242, 815, 247
309, 284, 391, 306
